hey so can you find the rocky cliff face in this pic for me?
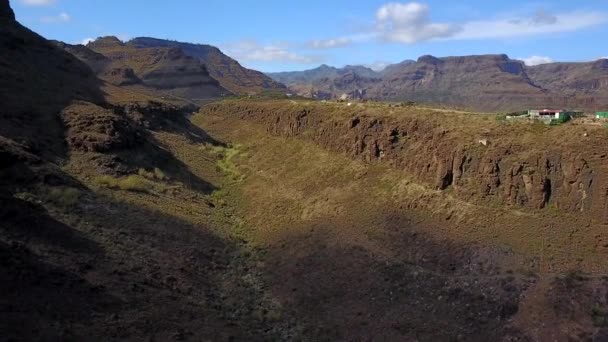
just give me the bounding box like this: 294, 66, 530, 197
527, 60, 608, 98
203, 101, 608, 222
128, 37, 286, 94
0, 3, 105, 158
360, 54, 547, 111
270, 55, 608, 112
82, 37, 227, 101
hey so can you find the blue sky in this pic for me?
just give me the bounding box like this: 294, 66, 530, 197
11, 0, 608, 72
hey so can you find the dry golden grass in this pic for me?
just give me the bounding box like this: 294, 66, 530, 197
195, 110, 608, 274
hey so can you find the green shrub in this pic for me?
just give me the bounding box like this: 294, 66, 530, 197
119, 175, 151, 192
137, 168, 154, 179
153, 168, 166, 180
94, 174, 152, 193
45, 186, 81, 207
137, 168, 167, 181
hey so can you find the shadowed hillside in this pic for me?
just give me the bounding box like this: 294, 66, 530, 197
4, 0, 608, 340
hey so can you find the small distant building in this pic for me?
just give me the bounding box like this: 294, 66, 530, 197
528, 109, 577, 123
285, 93, 294, 98
596, 112, 608, 119
528, 109, 568, 120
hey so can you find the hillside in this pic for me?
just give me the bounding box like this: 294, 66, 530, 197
0, 2, 288, 339
368, 54, 546, 110
5, 0, 608, 340
267, 64, 378, 85
378, 59, 415, 76
80, 36, 227, 102
269, 55, 608, 112
0, 2, 104, 158
201, 98, 608, 340
527, 60, 608, 110
268, 64, 382, 100
127, 37, 285, 94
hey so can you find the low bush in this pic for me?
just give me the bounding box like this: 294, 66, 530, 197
153, 168, 166, 180
45, 186, 81, 207
94, 174, 152, 192
137, 168, 167, 181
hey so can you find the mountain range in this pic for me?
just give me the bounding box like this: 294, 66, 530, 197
5, 0, 608, 339
53, 36, 285, 104
45, 34, 608, 112
267, 55, 608, 112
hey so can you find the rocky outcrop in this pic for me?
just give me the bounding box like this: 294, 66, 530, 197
51, 40, 111, 74
1, 0, 14, 20
87, 36, 124, 49
203, 101, 607, 221
61, 101, 142, 153
101, 67, 141, 86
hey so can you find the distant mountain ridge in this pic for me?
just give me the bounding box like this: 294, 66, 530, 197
267, 55, 608, 111
52, 36, 227, 102
267, 64, 380, 86
126, 37, 285, 94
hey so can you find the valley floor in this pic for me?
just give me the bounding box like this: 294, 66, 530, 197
3, 105, 608, 341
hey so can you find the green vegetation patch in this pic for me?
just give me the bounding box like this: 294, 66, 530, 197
43, 186, 81, 208
200, 143, 245, 182
137, 167, 167, 181
94, 174, 158, 193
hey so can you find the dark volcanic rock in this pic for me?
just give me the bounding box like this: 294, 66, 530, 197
50, 40, 110, 74
61, 101, 142, 153
0, 0, 14, 20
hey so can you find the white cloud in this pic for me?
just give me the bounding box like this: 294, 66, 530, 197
375, 2, 460, 44
80, 37, 94, 45
222, 40, 323, 64
519, 56, 554, 66
600, 57, 608, 60
40, 12, 70, 23
20, 0, 55, 6
307, 37, 352, 49
364, 61, 391, 71
327, 3, 608, 46
452, 10, 608, 40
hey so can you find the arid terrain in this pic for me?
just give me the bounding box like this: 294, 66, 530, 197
267, 55, 608, 112
3, 0, 608, 340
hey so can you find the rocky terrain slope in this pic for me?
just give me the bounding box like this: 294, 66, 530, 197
203, 100, 608, 223
0, 2, 288, 339
527, 59, 608, 103
72, 36, 229, 102
4, 0, 608, 340
127, 37, 285, 94
268, 64, 379, 85
199, 99, 608, 341
268, 55, 608, 112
